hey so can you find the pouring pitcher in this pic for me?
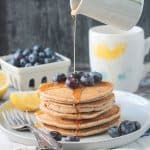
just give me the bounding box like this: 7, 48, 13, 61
70, 0, 144, 30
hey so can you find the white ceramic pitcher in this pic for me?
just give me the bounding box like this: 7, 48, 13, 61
70, 0, 144, 30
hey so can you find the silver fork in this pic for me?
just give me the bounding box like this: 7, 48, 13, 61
2, 109, 63, 150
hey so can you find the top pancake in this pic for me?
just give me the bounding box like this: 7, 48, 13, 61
39, 81, 113, 104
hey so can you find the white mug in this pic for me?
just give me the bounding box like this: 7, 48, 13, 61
89, 25, 150, 92
70, 0, 144, 30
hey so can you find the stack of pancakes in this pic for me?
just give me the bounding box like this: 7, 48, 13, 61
36, 81, 120, 137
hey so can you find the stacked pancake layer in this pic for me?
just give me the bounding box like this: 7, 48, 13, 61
36, 82, 120, 137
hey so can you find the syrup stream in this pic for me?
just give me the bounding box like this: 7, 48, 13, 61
40, 15, 81, 135
72, 15, 77, 73
72, 14, 81, 136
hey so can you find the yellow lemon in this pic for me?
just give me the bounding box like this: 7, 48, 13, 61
0, 71, 9, 98
10, 91, 40, 112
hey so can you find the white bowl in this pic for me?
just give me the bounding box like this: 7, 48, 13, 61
0, 53, 71, 90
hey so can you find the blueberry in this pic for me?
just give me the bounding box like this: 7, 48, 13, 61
55, 55, 62, 61
22, 49, 31, 56
51, 55, 57, 62
53, 73, 67, 82
66, 76, 80, 89
38, 57, 45, 64
28, 54, 37, 64
49, 131, 62, 141
108, 126, 120, 138
25, 63, 32, 67
13, 52, 23, 61
33, 45, 43, 52
20, 58, 27, 67
91, 72, 102, 83
44, 58, 53, 64
77, 71, 85, 79
64, 136, 80, 142
32, 50, 38, 56
44, 48, 54, 57
9, 59, 20, 67
38, 52, 46, 58
69, 72, 84, 80
80, 73, 95, 86
119, 120, 137, 135
134, 121, 141, 130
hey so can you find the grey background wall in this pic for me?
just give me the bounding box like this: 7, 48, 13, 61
0, 0, 150, 66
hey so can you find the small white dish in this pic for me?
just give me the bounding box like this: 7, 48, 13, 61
0, 91, 150, 150
0, 53, 71, 90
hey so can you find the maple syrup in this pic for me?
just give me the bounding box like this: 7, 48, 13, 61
72, 14, 83, 135
39, 83, 65, 92
73, 87, 84, 136
72, 15, 77, 73
40, 13, 82, 135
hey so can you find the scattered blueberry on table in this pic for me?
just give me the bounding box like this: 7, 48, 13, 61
108, 120, 141, 138
7, 45, 62, 67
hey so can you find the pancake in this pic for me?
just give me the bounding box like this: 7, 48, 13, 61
36, 105, 120, 129
40, 100, 113, 120
40, 102, 113, 120
43, 118, 120, 137
39, 82, 113, 104
40, 93, 115, 114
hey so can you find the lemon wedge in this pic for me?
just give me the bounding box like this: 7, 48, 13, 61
0, 71, 9, 98
10, 91, 40, 112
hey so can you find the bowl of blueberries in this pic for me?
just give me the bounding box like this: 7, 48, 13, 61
0, 45, 71, 90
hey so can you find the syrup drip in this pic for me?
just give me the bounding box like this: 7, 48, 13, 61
39, 83, 65, 92
73, 87, 84, 136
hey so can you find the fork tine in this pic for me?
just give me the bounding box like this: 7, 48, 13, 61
2, 111, 16, 126
30, 115, 36, 124
11, 110, 24, 124
25, 112, 33, 125
19, 111, 28, 124
2, 111, 11, 125
8, 110, 21, 125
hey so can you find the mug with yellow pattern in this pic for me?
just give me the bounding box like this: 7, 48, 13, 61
89, 25, 150, 92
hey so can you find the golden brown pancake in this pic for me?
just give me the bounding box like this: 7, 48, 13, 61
37, 80, 121, 137
40, 102, 113, 120
43, 118, 120, 137
39, 82, 113, 104
36, 105, 120, 129
40, 93, 115, 114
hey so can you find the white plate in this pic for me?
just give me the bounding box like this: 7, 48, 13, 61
0, 91, 150, 150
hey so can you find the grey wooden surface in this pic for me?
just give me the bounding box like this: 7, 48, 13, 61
0, 0, 150, 64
